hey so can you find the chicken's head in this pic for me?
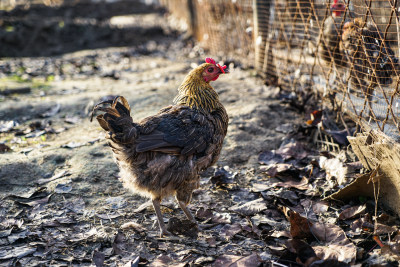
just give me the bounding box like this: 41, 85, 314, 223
201, 57, 229, 83
331, 0, 345, 17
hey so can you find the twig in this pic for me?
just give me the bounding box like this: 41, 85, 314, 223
271, 262, 289, 267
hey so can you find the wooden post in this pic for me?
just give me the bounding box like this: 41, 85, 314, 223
253, 0, 277, 83
253, 0, 270, 74
187, 0, 198, 39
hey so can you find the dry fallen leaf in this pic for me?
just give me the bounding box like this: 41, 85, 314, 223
258, 150, 284, 165
289, 239, 319, 266
338, 205, 366, 220
289, 211, 313, 239
276, 139, 308, 160
229, 198, 268, 216
311, 222, 357, 264
220, 223, 242, 241
149, 255, 186, 267
120, 222, 146, 232
213, 252, 261, 267
270, 176, 310, 190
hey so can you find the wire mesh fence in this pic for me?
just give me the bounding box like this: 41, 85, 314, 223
260, 0, 400, 140
160, 0, 254, 64
162, 0, 400, 142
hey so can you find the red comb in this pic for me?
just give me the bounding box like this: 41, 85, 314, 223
205, 57, 216, 64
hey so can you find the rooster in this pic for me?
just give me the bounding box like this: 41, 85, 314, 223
91, 58, 229, 237
340, 18, 399, 112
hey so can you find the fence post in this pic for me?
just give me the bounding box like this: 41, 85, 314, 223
253, 0, 266, 73
187, 0, 198, 39
253, 0, 277, 84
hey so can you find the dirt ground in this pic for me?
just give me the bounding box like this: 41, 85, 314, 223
1, 1, 399, 267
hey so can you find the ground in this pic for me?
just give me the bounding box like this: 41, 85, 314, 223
1, 1, 399, 267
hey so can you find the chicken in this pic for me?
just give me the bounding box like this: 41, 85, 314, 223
317, 0, 347, 67
91, 58, 229, 237
340, 18, 399, 112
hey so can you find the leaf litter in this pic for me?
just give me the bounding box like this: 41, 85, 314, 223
0, 6, 399, 267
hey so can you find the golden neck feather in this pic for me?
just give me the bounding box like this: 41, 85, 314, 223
173, 67, 221, 113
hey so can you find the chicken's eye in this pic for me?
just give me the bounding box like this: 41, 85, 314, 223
207, 67, 214, 72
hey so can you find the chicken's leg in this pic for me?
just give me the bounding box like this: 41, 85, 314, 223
178, 200, 198, 226
152, 199, 171, 237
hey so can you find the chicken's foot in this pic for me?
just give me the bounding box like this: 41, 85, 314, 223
178, 200, 198, 227
152, 199, 172, 237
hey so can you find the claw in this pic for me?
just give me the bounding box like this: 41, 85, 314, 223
160, 228, 173, 237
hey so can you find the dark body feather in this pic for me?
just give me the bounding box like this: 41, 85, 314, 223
341, 19, 399, 96
103, 102, 227, 203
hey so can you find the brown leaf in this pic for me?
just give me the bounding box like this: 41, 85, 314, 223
212, 212, 232, 224
380, 239, 400, 261
338, 205, 366, 220
251, 183, 270, 192
269, 176, 310, 190
229, 198, 267, 216
195, 207, 213, 220
276, 140, 308, 160
15, 194, 52, 207
324, 173, 374, 201
289, 239, 319, 266
149, 255, 186, 267
220, 223, 242, 241
112, 231, 126, 255
289, 211, 313, 239
120, 222, 146, 232
166, 217, 198, 238
261, 163, 298, 178
375, 223, 398, 235
350, 217, 397, 235
311, 200, 330, 214
213, 252, 261, 267
258, 150, 283, 165
271, 230, 291, 238
311, 223, 357, 264
149, 255, 172, 267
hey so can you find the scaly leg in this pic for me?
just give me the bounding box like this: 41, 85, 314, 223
177, 200, 198, 226
152, 199, 171, 237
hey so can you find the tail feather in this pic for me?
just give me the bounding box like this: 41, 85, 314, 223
91, 96, 138, 144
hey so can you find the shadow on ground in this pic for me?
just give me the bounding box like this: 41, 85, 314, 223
0, 0, 176, 57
